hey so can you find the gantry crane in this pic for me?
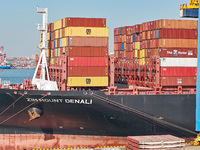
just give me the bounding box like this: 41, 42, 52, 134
180, 0, 200, 145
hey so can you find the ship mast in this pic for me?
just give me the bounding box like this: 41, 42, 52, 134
32, 6, 58, 90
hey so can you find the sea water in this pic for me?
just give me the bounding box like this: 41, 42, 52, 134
0, 69, 35, 84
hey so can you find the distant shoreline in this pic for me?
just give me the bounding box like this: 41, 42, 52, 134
11, 67, 35, 69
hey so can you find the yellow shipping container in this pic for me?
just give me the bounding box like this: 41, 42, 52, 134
60, 29, 63, 38
62, 37, 67, 47
50, 58, 54, 65
140, 49, 145, 58
51, 50, 54, 58
135, 42, 140, 50
54, 20, 62, 30
58, 48, 60, 56
67, 77, 108, 87
64, 27, 109, 37
134, 50, 138, 58
47, 49, 49, 57
62, 18, 65, 28
55, 30, 60, 39
47, 32, 50, 41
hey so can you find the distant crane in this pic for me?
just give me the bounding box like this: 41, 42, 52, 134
180, 0, 200, 146
0, 46, 7, 64
0, 46, 6, 59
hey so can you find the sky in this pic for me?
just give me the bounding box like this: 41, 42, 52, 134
0, 0, 196, 57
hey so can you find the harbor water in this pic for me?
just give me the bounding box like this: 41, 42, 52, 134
0, 69, 35, 84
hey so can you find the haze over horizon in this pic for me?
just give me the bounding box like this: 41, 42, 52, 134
0, 0, 195, 57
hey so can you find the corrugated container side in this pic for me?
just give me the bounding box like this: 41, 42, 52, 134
68, 57, 108, 67
158, 19, 198, 29
65, 47, 108, 57
62, 37, 108, 47
54, 19, 62, 30
160, 67, 196, 77
68, 66, 108, 76
67, 77, 108, 87
160, 58, 197, 67
158, 39, 197, 48
160, 76, 196, 86
65, 17, 106, 27
64, 27, 109, 37
158, 29, 198, 39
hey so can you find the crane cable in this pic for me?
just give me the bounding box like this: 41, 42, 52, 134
90, 92, 197, 135
0, 94, 47, 125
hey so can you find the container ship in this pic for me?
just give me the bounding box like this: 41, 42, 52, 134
0, 7, 198, 149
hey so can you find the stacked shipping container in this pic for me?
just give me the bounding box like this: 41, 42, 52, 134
45, 18, 109, 90
114, 19, 198, 88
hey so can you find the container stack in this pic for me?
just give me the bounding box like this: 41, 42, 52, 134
114, 19, 198, 89
45, 18, 109, 90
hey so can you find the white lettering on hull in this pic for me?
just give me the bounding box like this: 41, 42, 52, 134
26, 98, 93, 105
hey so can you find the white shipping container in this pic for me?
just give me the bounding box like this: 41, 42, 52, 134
160, 58, 197, 67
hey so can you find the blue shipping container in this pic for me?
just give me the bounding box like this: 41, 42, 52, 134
122, 43, 124, 51
54, 40, 55, 48
120, 27, 122, 35
182, 9, 198, 18
55, 48, 57, 57
70, 38, 72, 46
60, 38, 62, 47
156, 30, 159, 39
133, 34, 135, 42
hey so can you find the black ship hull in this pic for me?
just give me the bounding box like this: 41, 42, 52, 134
0, 89, 196, 138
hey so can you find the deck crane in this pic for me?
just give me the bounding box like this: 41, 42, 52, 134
180, 0, 200, 145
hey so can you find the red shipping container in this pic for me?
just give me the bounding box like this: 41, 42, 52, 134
147, 40, 150, 48
139, 33, 143, 41
51, 31, 55, 41
150, 30, 156, 39
142, 22, 148, 31
126, 43, 132, 51
132, 43, 135, 50
68, 57, 108, 67
150, 21, 156, 30
66, 47, 108, 57
50, 23, 54, 32
132, 25, 136, 34
68, 66, 108, 77
135, 24, 141, 33
135, 34, 140, 42
65, 37, 108, 47
122, 27, 126, 35
159, 48, 197, 58
160, 67, 197, 77
155, 20, 159, 29
114, 43, 122, 51
50, 41, 54, 49
126, 35, 131, 43
158, 29, 198, 39
114, 28, 120, 35
118, 51, 124, 58
114, 35, 122, 43
160, 76, 196, 86
62, 28, 65, 38
64, 17, 106, 27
